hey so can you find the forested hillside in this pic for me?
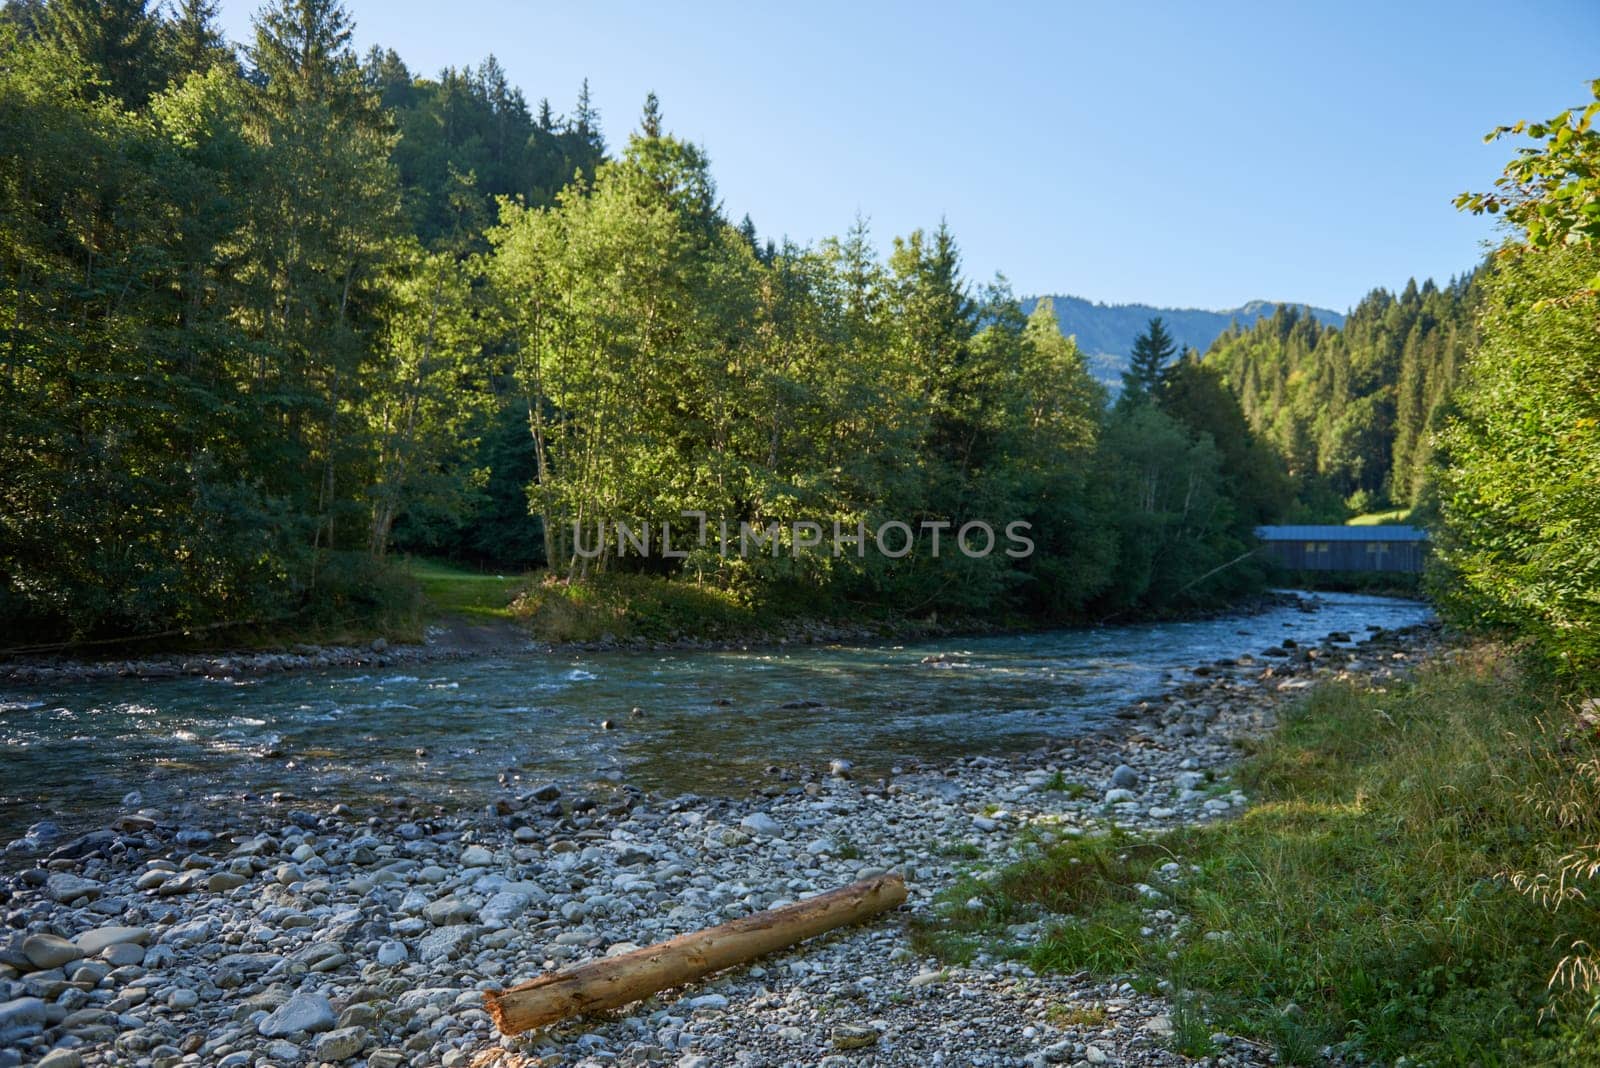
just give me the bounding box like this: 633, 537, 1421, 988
1204, 277, 1479, 514
362, 50, 606, 251
0, 0, 1286, 646
1020, 294, 1346, 388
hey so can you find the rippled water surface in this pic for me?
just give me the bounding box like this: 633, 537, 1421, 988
0, 592, 1431, 837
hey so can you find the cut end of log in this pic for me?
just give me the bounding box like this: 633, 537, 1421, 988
484, 872, 907, 1035
482, 987, 509, 1033
483, 968, 566, 1032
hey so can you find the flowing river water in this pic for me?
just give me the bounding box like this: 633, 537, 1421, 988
0, 591, 1432, 839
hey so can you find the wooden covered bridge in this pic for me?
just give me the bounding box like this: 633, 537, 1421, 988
1254, 525, 1429, 574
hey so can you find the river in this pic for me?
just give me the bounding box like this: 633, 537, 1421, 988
0, 591, 1431, 839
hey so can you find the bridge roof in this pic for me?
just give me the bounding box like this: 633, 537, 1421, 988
1255, 524, 1428, 542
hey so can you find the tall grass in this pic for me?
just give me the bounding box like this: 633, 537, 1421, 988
916, 645, 1600, 1064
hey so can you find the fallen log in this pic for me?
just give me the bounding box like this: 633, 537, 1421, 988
483, 872, 907, 1035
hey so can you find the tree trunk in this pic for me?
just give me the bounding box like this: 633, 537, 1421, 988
484, 873, 906, 1035
369, 278, 438, 558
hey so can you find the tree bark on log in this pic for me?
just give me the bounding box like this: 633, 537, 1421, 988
483, 872, 907, 1035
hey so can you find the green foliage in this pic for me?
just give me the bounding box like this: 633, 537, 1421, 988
481, 152, 1283, 622
39, 0, 165, 108
293, 550, 424, 639
163, 0, 230, 79
0, 17, 293, 640
0, 1, 494, 642
0, 0, 1295, 644
1433, 243, 1600, 676
1159, 356, 1292, 527
364, 249, 492, 558
1091, 402, 1268, 613
917, 649, 1600, 1064
1456, 79, 1600, 261
1040, 770, 1088, 797
512, 571, 756, 643
486, 147, 1121, 620
364, 50, 604, 250
1120, 315, 1177, 401
1205, 280, 1478, 511
1435, 85, 1600, 679
391, 396, 546, 567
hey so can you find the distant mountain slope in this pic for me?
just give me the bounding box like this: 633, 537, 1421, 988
1020, 294, 1347, 387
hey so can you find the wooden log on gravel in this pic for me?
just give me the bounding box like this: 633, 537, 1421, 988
483, 872, 907, 1035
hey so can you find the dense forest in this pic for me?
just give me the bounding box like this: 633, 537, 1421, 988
0, 0, 1287, 645
4, 0, 1589, 670
1204, 277, 1479, 515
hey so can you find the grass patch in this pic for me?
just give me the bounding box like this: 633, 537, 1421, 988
1168, 994, 1217, 1057
405, 557, 528, 620
1042, 770, 1089, 798
916, 645, 1600, 1064
1045, 1003, 1106, 1028
512, 570, 758, 642
1347, 508, 1414, 526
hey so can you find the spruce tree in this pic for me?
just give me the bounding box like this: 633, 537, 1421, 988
247, 0, 358, 112
639, 90, 661, 138
165, 0, 230, 80
1122, 315, 1177, 401
571, 77, 602, 150
736, 212, 759, 252
43, 0, 164, 107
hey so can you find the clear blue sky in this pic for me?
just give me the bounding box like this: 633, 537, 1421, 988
216, 1, 1598, 312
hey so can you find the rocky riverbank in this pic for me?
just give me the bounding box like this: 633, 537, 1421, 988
0, 620, 1441, 1068
0, 628, 515, 688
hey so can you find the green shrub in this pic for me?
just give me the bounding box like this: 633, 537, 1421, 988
512, 570, 757, 642
1433, 241, 1600, 681
292, 551, 425, 642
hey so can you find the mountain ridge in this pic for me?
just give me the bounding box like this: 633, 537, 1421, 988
1020, 294, 1347, 386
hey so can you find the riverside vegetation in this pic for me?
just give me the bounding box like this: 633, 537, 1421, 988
0, 5, 1591, 661
916, 644, 1600, 1064
912, 84, 1600, 1065
4, 0, 1580, 656
2, 1, 1600, 1064
2, 0, 1331, 651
